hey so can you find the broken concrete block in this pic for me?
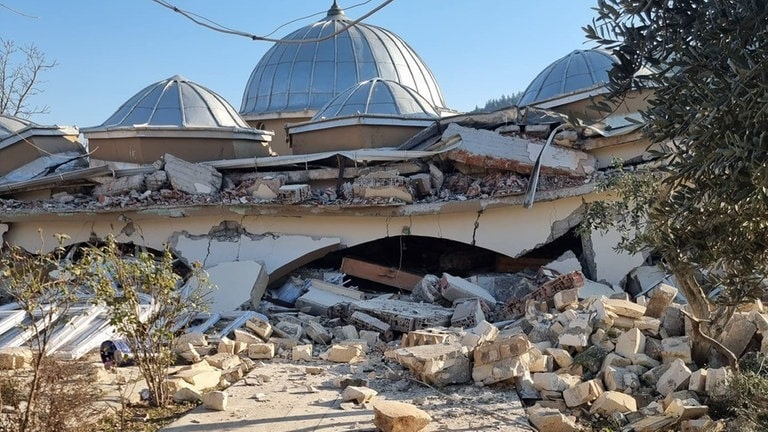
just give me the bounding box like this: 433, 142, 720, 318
353, 173, 414, 203
173, 387, 203, 403
461, 320, 499, 350
680, 418, 726, 432
175, 342, 201, 363
373, 400, 431, 432
704, 367, 730, 398
661, 336, 692, 364
527, 348, 554, 373
164, 153, 222, 194
527, 403, 581, 432
627, 416, 676, 432
247, 343, 275, 360
274, 320, 303, 340
202, 391, 228, 411
93, 173, 147, 196
401, 329, 457, 348
145, 169, 168, 191
474, 333, 532, 364
616, 328, 646, 358
323, 344, 366, 363
630, 353, 660, 369
393, 343, 471, 387
553, 288, 579, 311
604, 299, 647, 318
245, 316, 273, 340
662, 306, 685, 337
451, 298, 485, 328
532, 372, 582, 392
545, 348, 573, 369
602, 353, 633, 373
688, 368, 707, 393
664, 398, 708, 420
247, 176, 283, 200
750, 311, 768, 333
177, 367, 221, 390
604, 366, 629, 392
359, 330, 380, 348
292, 344, 313, 362
657, 358, 692, 397
563, 379, 604, 407
720, 317, 757, 359
277, 184, 311, 203
217, 337, 235, 355
515, 371, 540, 400
409, 173, 432, 197
411, 274, 442, 303
342, 386, 378, 404
175, 332, 207, 348
644, 283, 678, 318
0, 347, 33, 370
305, 321, 333, 345
558, 317, 591, 348
333, 325, 359, 341
589, 391, 637, 416
439, 273, 496, 305
233, 329, 263, 345
205, 353, 240, 370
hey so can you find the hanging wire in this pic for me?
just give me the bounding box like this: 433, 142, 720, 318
149, 0, 395, 43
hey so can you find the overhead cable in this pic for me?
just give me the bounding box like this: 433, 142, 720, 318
149, 0, 395, 43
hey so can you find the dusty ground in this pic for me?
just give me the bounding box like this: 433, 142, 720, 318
162, 358, 535, 432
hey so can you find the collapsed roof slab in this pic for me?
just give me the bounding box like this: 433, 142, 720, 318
1, 188, 633, 286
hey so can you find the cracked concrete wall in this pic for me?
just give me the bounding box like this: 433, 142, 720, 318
582, 225, 647, 286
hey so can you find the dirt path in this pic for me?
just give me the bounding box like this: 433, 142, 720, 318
162, 358, 534, 432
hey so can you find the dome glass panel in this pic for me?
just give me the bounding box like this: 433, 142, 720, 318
519, 49, 617, 107
312, 78, 439, 120
241, 2, 446, 116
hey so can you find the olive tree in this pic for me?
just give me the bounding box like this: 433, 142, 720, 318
583, 0, 768, 366
78, 236, 210, 407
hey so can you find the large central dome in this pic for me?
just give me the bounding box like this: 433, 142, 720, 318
240, 1, 446, 119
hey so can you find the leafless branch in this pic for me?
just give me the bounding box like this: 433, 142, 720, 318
0, 38, 57, 118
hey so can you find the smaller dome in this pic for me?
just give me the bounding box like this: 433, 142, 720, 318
518, 50, 616, 107
0, 114, 36, 140
313, 78, 439, 120
91, 75, 250, 130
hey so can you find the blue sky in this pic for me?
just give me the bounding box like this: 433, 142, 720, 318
2, 1, 598, 127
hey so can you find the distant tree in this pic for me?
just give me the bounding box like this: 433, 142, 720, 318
0, 38, 56, 118
471, 92, 523, 113
583, 0, 768, 366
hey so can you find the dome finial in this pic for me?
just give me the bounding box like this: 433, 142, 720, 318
327, 1, 345, 18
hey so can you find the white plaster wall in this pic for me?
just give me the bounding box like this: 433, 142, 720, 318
588, 226, 646, 285
4, 195, 591, 268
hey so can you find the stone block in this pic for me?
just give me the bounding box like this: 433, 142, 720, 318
393, 343, 470, 387
323, 344, 366, 363
750, 311, 768, 333
545, 348, 573, 369
461, 320, 499, 349
247, 176, 283, 200
217, 337, 235, 355
409, 173, 432, 197
664, 398, 708, 420
604, 366, 628, 392
589, 391, 637, 416
661, 336, 692, 364
532, 372, 581, 392
172, 387, 203, 403
553, 288, 580, 311
630, 353, 660, 369
247, 343, 275, 360
527, 404, 581, 432
180, 369, 221, 391
688, 368, 706, 393
662, 306, 685, 337
233, 329, 263, 345
373, 401, 431, 432
472, 352, 531, 385
681, 418, 726, 432
634, 316, 662, 335
245, 317, 273, 340
602, 352, 633, 373
439, 273, 496, 305
527, 349, 553, 373
720, 317, 757, 358
563, 379, 603, 407
93, 174, 147, 196
342, 386, 378, 404
205, 353, 241, 370
704, 367, 730, 398
175, 342, 201, 363
202, 391, 228, 411
333, 325, 360, 341
359, 330, 380, 348
274, 321, 303, 340
451, 299, 485, 328
644, 283, 678, 318
305, 321, 333, 345
604, 298, 646, 318
175, 332, 207, 348
277, 184, 311, 203
164, 153, 222, 195
657, 358, 692, 397
292, 344, 313, 362
616, 328, 646, 358
515, 371, 540, 399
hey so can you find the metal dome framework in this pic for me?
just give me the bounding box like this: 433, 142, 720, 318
240, 2, 446, 118
88, 75, 252, 131
313, 78, 439, 120
518, 49, 617, 108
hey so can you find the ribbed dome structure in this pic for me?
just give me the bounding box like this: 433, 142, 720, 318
518, 49, 616, 107
0, 114, 36, 139
240, 1, 446, 118
88, 75, 251, 130
313, 78, 439, 120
